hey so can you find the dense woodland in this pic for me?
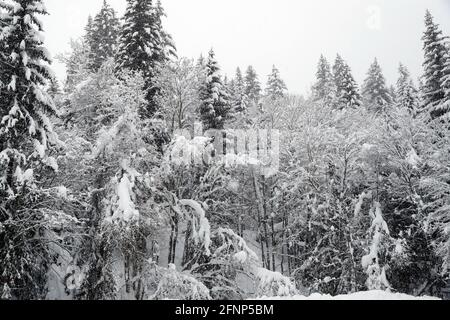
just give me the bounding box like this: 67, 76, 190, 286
1, 0, 450, 300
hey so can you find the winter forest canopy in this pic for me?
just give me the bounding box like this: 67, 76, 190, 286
1, 0, 450, 301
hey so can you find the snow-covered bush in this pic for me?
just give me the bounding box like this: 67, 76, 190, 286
254, 268, 298, 298
152, 264, 211, 300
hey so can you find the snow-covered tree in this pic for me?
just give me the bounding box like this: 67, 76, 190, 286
265, 65, 287, 100
230, 67, 248, 114
421, 10, 449, 119
115, 0, 175, 118
441, 40, 450, 118
245, 65, 262, 105
0, 0, 70, 299
84, 15, 95, 51
198, 49, 230, 130
57, 38, 91, 92
333, 55, 361, 109
396, 63, 419, 112
361, 203, 393, 291
88, 0, 120, 71
155, 57, 201, 133
362, 58, 392, 113
313, 55, 335, 105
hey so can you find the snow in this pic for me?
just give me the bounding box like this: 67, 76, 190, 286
55, 186, 68, 199
179, 199, 211, 255
113, 174, 140, 222
254, 267, 298, 298
233, 251, 248, 264
168, 135, 214, 166
45, 156, 59, 172
14, 167, 34, 185
256, 290, 440, 300
406, 147, 421, 169
34, 139, 46, 158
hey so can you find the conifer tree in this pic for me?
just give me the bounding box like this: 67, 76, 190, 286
441, 41, 450, 117
115, 0, 175, 117
0, 0, 60, 299
265, 65, 287, 100
245, 65, 262, 105
89, 0, 120, 71
362, 58, 392, 112
85, 15, 95, 51
313, 55, 335, 105
230, 67, 248, 113
421, 10, 448, 119
198, 49, 230, 130
47, 75, 61, 98
333, 55, 361, 109
396, 63, 419, 112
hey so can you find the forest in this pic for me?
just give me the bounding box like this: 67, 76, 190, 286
0, 0, 450, 300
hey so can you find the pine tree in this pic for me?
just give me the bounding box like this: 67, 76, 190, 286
245, 65, 262, 105
198, 49, 230, 130
313, 55, 335, 105
89, 0, 120, 71
421, 10, 448, 119
47, 75, 61, 98
230, 67, 248, 113
333, 55, 361, 109
389, 85, 397, 104
441, 40, 450, 117
265, 65, 287, 100
362, 58, 392, 112
396, 63, 419, 112
115, 0, 175, 118
85, 15, 95, 50
0, 0, 60, 299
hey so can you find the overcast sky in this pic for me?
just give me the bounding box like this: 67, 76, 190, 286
42, 0, 450, 95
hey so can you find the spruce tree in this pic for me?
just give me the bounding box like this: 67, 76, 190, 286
421, 10, 448, 119
0, 0, 59, 299
313, 55, 335, 105
89, 0, 120, 71
115, 0, 175, 118
333, 55, 361, 109
85, 15, 95, 53
265, 65, 287, 100
362, 58, 392, 112
230, 67, 248, 113
244, 65, 262, 105
396, 63, 419, 112
198, 49, 230, 130
441, 41, 450, 117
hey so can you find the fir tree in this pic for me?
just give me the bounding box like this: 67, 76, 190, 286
313, 55, 335, 105
396, 63, 419, 112
198, 49, 230, 130
421, 10, 448, 119
389, 85, 397, 104
265, 65, 287, 100
362, 58, 392, 112
115, 0, 175, 118
441, 40, 450, 117
85, 15, 95, 51
0, 0, 60, 299
89, 0, 120, 71
47, 75, 61, 98
333, 55, 361, 109
230, 67, 248, 113
245, 65, 262, 105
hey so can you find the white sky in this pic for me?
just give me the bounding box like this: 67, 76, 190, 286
42, 0, 450, 95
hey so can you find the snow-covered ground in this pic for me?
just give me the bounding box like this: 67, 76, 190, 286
256, 290, 440, 300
